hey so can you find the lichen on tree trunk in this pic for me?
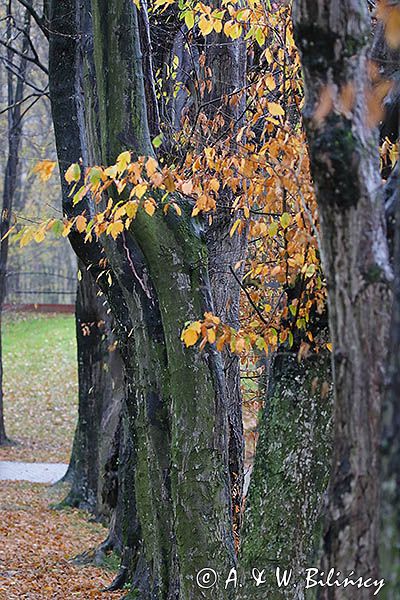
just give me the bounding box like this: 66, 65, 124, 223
240, 352, 332, 599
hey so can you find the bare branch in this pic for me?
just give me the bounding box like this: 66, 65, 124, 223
0, 56, 48, 93
14, 0, 48, 38
0, 92, 47, 116
0, 39, 48, 74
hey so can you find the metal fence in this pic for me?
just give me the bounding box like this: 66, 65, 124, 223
5, 269, 77, 306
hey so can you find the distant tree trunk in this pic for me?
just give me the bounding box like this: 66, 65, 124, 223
63, 263, 124, 515
203, 21, 247, 537
293, 0, 392, 592
0, 6, 31, 445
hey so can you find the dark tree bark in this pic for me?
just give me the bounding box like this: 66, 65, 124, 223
293, 0, 392, 594
371, 13, 400, 598
48, 1, 236, 597
203, 23, 248, 537
63, 263, 124, 515
0, 5, 31, 445
382, 181, 400, 597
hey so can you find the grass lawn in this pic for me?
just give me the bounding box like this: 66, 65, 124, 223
0, 312, 78, 463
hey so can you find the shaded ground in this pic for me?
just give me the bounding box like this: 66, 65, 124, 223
0, 312, 78, 463
0, 481, 123, 598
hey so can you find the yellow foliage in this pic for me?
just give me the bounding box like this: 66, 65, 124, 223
181, 322, 202, 347
64, 163, 81, 184
33, 160, 57, 182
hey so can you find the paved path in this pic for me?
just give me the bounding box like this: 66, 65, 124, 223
0, 461, 68, 484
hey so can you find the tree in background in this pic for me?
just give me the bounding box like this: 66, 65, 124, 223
0, 1, 124, 518
0, 3, 31, 444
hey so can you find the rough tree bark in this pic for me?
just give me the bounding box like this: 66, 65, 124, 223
203, 22, 248, 536
63, 264, 124, 516
240, 351, 332, 599
293, 0, 392, 594
151, 4, 249, 536
0, 6, 31, 445
382, 177, 400, 597
371, 20, 400, 596
48, 0, 236, 597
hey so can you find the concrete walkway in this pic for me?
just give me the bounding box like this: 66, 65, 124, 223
0, 461, 68, 484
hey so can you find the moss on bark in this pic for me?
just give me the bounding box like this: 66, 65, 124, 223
240, 352, 332, 599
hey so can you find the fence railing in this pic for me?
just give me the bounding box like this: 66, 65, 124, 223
5, 269, 77, 306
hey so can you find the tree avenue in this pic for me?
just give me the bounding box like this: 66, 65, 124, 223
4, 0, 400, 598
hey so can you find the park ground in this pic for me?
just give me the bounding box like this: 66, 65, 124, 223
0, 312, 123, 598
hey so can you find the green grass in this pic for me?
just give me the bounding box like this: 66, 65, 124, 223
1, 312, 78, 463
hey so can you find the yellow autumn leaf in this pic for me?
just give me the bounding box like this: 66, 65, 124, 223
181, 180, 193, 195
213, 19, 222, 33
20, 228, 34, 247
126, 201, 139, 219
235, 336, 246, 353
76, 214, 87, 233
255, 27, 265, 47
280, 212, 291, 229
145, 156, 158, 177
185, 10, 194, 30
34, 228, 46, 243
209, 178, 220, 192
181, 322, 201, 347
65, 163, 81, 184
206, 328, 216, 344
268, 102, 285, 117
116, 150, 131, 173
230, 218, 241, 237
33, 160, 57, 182
134, 183, 148, 199
268, 221, 279, 237
199, 16, 213, 36
265, 74, 276, 91
62, 220, 73, 237
104, 164, 118, 178
107, 220, 124, 239
172, 202, 182, 216
144, 199, 156, 216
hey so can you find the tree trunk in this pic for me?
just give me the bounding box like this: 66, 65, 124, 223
63, 263, 124, 515
240, 352, 332, 599
381, 193, 400, 596
48, 0, 236, 596
0, 7, 31, 445
203, 20, 248, 537
293, 1, 392, 593
372, 15, 400, 598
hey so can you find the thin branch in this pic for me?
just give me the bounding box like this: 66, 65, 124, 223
14, 0, 48, 38
229, 265, 269, 325
11, 21, 45, 69
0, 56, 48, 93
0, 92, 46, 116
15, 93, 46, 125
0, 39, 48, 74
